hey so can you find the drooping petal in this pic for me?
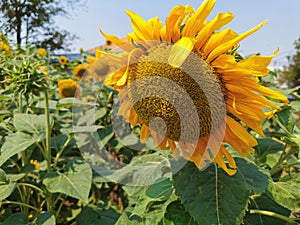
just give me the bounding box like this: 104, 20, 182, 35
194, 12, 234, 50
207, 21, 267, 62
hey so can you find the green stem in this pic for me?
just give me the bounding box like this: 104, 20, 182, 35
1, 201, 40, 212
270, 145, 298, 176
250, 209, 295, 223
53, 135, 73, 168
44, 90, 53, 213
44, 90, 52, 173
18, 183, 44, 194
18, 92, 23, 113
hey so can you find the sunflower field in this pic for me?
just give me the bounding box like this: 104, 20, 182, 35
0, 1, 300, 225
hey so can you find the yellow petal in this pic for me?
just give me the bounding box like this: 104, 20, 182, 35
202, 29, 238, 56
195, 12, 234, 50
182, 0, 216, 37
100, 29, 130, 49
168, 37, 195, 68
207, 21, 267, 62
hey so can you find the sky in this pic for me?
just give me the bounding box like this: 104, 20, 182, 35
55, 0, 300, 68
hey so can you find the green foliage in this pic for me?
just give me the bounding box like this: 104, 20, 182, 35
0, 33, 299, 225
173, 159, 265, 225
43, 159, 92, 204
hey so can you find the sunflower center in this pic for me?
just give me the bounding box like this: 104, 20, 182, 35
127, 44, 226, 142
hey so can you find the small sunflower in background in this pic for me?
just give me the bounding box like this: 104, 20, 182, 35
58, 79, 80, 98
99, 0, 288, 175
59, 55, 68, 65
106, 39, 112, 46
86, 52, 110, 81
37, 48, 47, 57
30, 160, 40, 170
74, 64, 89, 79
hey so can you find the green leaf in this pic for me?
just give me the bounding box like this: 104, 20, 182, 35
43, 159, 92, 204
290, 101, 300, 112
77, 108, 107, 126
0, 132, 41, 167
1, 212, 55, 225
244, 193, 292, 225
254, 137, 285, 163
235, 158, 269, 194
72, 125, 104, 133
274, 107, 296, 134
2, 212, 28, 225
269, 177, 300, 211
115, 212, 142, 225
173, 161, 250, 225
146, 178, 173, 201
0, 169, 16, 201
163, 201, 197, 225
35, 100, 57, 111
76, 205, 120, 225
57, 98, 95, 109
14, 113, 52, 134
33, 212, 56, 225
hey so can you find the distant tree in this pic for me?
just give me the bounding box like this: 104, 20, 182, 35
0, 0, 82, 51
279, 37, 300, 94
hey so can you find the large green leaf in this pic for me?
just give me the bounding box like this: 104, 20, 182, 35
2, 212, 55, 225
235, 158, 269, 194
0, 132, 40, 167
173, 161, 250, 225
43, 159, 92, 204
268, 176, 300, 211
115, 212, 142, 225
244, 193, 292, 225
76, 205, 120, 225
2, 212, 28, 225
32, 212, 56, 225
254, 137, 285, 163
146, 178, 173, 201
13, 113, 52, 134
163, 201, 197, 225
0, 169, 16, 201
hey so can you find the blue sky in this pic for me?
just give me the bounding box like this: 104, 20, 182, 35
56, 0, 300, 67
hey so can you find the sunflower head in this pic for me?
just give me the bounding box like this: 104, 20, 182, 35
74, 64, 89, 79
99, 0, 288, 175
37, 48, 47, 57
59, 56, 68, 65
58, 79, 80, 98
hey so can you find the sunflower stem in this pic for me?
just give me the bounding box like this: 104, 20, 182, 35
249, 209, 295, 223
44, 89, 54, 213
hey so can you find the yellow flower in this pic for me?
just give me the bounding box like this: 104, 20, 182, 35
37, 65, 48, 75
59, 56, 68, 65
37, 48, 47, 57
74, 64, 89, 79
0, 43, 10, 52
100, 0, 288, 175
30, 159, 40, 170
58, 79, 80, 98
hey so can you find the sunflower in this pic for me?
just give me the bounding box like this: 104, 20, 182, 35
29, 159, 40, 170
99, 0, 288, 175
59, 56, 68, 65
74, 64, 89, 79
58, 79, 80, 98
37, 48, 47, 57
